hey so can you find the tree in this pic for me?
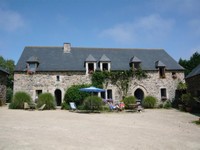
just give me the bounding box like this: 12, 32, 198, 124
179, 52, 200, 76
0, 56, 15, 89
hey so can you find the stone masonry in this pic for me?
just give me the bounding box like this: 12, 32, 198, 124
14, 70, 185, 104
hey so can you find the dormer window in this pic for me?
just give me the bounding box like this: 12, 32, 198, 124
85, 54, 97, 75
155, 60, 166, 78
26, 56, 39, 75
99, 54, 111, 71
129, 56, 141, 70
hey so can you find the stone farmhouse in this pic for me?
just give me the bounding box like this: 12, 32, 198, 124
0, 67, 9, 105
14, 43, 184, 106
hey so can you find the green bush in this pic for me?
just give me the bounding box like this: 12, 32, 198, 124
9, 91, 31, 109
163, 100, 172, 109
61, 101, 70, 110
37, 93, 56, 110
6, 87, 13, 103
64, 84, 91, 106
181, 93, 193, 107
83, 96, 103, 111
123, 96, 136, 109
142, 96, 157, 108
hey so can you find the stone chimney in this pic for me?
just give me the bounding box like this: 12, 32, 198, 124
63, 43, 71, 53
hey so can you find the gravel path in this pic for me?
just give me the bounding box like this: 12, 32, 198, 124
0, 106, 200, 150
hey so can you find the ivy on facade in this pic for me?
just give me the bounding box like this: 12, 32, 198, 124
91, 68, 147, 97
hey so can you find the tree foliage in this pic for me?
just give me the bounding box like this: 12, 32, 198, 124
0, 56, 15, 88
179, 52, 200, 76
64, 84, 91, 106
92, 69, 147, 98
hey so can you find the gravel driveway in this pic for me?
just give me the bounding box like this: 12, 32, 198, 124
0, 106, 200, 150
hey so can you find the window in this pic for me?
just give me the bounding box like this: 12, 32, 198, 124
36, 90, 42, 96
107, 89, 113, 99
88, 63, 94, 74
129, 56, 141, 70
159, 68, 165, 78
133, 62, 140, 70
35, 90, 42, 102
27, 63, 37, 74
172, 72, 177, 79
102, 63, 108, 71
56, 75, 60, 81
26, 56, 39, 75
161, 88, 167, 100
101, 92, 106, 99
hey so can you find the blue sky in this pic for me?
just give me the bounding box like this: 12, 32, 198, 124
0, 0, 200, 63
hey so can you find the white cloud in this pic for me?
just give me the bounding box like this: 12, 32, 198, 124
0, 8, 25, 32
99, 14, 174, 44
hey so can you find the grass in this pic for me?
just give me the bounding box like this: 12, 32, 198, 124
192, 119, 200, 125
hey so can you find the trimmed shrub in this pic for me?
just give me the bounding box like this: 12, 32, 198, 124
9, 91, 31, 109
83, 96, 103, 111
64, 84, 91, 106
37, 93, 56, 110
163, 100, 172, 109
123, 96, 136, 109
61, 101, 70, 110
142, 96, 157, 108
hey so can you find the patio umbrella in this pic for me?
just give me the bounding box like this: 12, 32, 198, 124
79, 86, 105, 111
79, 86, 105, 93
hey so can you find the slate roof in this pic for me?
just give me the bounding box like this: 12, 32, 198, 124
15, 46, 184, 72
186, 63, 200, 79
0, 67, 9, 74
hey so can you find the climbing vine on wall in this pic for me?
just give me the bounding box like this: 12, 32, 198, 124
92, 68, 147, 97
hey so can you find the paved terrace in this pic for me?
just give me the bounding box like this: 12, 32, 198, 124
0, 106, 200, 150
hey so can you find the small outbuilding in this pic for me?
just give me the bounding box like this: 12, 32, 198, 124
185, 64, 200, 97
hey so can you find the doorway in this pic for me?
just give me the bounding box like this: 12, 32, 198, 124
134, 88, 144, 101
55, 89, 62, 106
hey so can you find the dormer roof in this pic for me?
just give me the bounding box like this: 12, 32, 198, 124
27, 56, 39, 64
155, 60, 166, 68
85, 54, 97, 62
130, 56, 141, 63
100, 54, 111, 62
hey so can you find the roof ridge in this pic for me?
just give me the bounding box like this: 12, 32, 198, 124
25, 46, 62, 48
72, 47, 164, 50
25, 46, 164, 51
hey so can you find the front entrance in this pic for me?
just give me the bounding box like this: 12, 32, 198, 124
134, 88, 144, 101
55, 89, 62, 106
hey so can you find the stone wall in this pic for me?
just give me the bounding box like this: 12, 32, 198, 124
106, 71, 184, 102
14, 71, 185, 104
14, 72, 91, 102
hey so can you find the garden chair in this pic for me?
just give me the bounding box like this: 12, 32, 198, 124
24, 102, 30, 110
108, 103, 117, 111
38, 104, 46, 111
69, 102, 77, 111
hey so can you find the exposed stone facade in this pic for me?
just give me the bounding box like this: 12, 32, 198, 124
14, 70, 184, 104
